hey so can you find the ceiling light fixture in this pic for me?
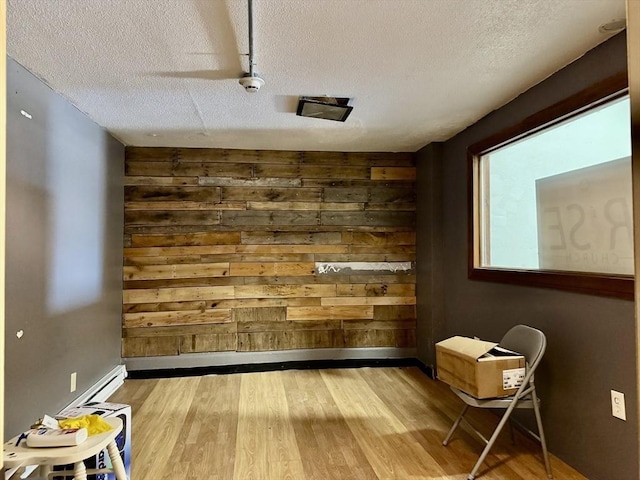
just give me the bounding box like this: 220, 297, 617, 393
239, 0, 265, 93
598, 18, 626, 34
296, 96, 353, 122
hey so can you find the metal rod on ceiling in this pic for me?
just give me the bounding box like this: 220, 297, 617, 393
248, 0, 256, 77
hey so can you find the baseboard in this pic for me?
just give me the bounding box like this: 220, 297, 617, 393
62, 364, 128, 411
124, 347, 428, 379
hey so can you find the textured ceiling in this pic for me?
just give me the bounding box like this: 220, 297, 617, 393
7, 0, 627, 152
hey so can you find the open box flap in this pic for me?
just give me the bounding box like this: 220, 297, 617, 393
436, 336, 497, 360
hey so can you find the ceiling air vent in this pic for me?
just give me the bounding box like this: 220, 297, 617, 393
296, 96, 353, 122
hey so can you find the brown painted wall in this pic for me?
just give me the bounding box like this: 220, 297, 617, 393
416, 32, 638, 480
123, 148, 416, 357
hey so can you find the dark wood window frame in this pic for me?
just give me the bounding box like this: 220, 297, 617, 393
468, 72, 634, 300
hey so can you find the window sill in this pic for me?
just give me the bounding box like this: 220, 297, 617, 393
468, 267, 634, 300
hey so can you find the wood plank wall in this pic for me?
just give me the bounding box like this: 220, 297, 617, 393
122, 148, 416, 358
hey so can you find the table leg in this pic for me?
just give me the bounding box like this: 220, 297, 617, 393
73, 461, 88, 480
107, 440, 128, 480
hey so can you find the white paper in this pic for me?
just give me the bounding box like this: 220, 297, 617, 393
503, 368, 526, 389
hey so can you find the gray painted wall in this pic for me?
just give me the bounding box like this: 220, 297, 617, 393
5, 57, 124, 438
416, 33, 638, 480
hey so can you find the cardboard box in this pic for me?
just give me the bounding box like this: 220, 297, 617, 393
56, 402, 131, 480
436, 336, 526, 398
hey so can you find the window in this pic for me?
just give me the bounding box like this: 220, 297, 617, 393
469, 74, 633, 299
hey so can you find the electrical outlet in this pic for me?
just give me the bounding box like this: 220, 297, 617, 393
611, 390, 626, 421
70, 372, 77, 393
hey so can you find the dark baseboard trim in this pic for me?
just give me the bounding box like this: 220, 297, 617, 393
128, 357, 435, 380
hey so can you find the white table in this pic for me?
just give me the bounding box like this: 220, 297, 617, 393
3, 417, 127, 480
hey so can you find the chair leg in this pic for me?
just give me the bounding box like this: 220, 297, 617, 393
468, 399, 519, 479
443, 404, 469, 446
532, 393, 553, 479
107, 440, 129, 480
73, 462, 88, 480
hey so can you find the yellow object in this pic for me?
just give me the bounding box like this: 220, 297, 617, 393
58, 415, 113, 436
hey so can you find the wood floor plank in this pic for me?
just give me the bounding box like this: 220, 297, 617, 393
126, 377, 200, 479
321, 368, 449, 479
233, 371, 306, 480
109, 367, 588, 480
357, 367, 517, 480
182, 374, 241, 480
281, 369, 378, 480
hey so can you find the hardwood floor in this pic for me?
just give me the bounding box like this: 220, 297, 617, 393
108, 367, 586, 480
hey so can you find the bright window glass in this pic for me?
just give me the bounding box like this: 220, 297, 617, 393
478, 96, 633, 275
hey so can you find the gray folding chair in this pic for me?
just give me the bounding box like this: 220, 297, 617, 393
442, 325, 553, 480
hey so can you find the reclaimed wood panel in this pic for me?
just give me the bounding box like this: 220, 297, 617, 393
242, 231, 342, 245
233, 307, 287, 323
336, 283, 416, 297
240, 275, 345, 286
125, 201, 245, 211
221, 186, 322, 202
123, 263, 230, 281
123, 286, 235, 304
124, 186, 221, 203
229, 262, 315, 277
234, 284, 336, 299
130, 232, 241, 247
342, 319, 416, 330
125, 211, 221, 226
286, 306, 374, 320
237, 331, 345, 352
370, 167, 417, 181
221, 210, 320, 226
123, 147, 416, 357
348, 245, 416, 254
124, 176, 199, 186
236, 244, 348, 254
247, 201, 364, 211
349, 274, 416, 284
321, 296, 416, 306
127, 147, 301, 165
123, 309, 232, 328
179, 334, 237, 353
125, 246, 237, 257
323, 187, 369, 203
344, 329, 416, 348
124, 255, 203, 266
122, 337, 180, 357
346, 232, 416, 245
126, 161, 253, 177
237, 320, 342, 333
123, 298, 321, 315
369, 187, 416, 203
123, 300, 216, 314
123, 323, 236, 338
255, 164, 370, 179
199, 177, 302, 187
313, 253, 414, 262
319, 211, 415, 227
123, 277, 242, 290
213, 298, 322, 309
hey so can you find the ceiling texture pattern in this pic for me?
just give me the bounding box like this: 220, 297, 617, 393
7, 0, 627, 152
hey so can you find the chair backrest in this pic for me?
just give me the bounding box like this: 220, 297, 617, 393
499, 324, 546, 371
